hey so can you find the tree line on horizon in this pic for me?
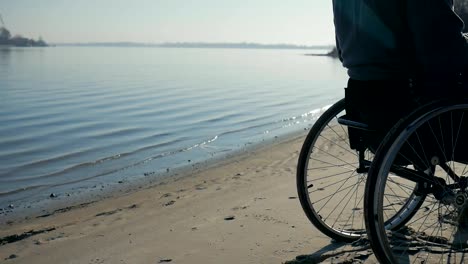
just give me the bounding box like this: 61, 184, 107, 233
0, 26, 47, 47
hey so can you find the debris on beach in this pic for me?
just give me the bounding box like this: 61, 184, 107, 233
160, 193, 172, 198
164, 200, 175, 207
232, 173, 243, 179
232, 205, 248, 211
95, 209, 122, 217
5, 254, 18, 260
158, 258, 172, 263
36, 201, 96, 218
0, 228, 56, 245
224, 216, 235, 221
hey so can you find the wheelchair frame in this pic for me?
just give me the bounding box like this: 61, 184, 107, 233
297, 96, 468, 263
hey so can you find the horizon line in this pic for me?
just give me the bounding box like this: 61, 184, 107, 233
51, 41, 335, 49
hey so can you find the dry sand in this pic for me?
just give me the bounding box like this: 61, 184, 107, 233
0, 133, 379, 264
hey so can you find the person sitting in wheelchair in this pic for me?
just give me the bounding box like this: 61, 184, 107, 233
333, 0, 468, 162
332, 1, 468, 262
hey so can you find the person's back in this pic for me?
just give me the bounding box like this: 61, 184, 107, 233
333, 1, 412, 81
332, 0, 468, 152
333, 0, 468, 86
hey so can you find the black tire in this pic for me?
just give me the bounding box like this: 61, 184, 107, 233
365, 99, 468, 264
297, 98, 372, 242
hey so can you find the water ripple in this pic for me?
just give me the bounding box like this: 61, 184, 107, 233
0, 47, 347, 203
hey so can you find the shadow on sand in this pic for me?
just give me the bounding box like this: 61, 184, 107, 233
284, 238, 373, 264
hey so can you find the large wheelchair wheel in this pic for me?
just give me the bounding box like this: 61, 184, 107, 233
297, 98, 374, 242
365, 99, 468, 263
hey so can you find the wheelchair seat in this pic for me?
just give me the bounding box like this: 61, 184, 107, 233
342, 80, 419, 152
342, 79, 468, 165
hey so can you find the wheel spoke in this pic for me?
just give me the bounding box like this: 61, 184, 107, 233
367, 101, 468, 263
297, 99, 369, 241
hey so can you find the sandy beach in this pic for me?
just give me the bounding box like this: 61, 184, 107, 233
0, 133, 378, 264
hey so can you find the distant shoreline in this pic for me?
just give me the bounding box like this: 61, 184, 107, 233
0, 27, 48, 47
53, 42, 334, 50
305, 46, 339, 58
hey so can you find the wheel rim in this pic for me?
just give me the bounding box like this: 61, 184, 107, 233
371, 102, 468, 263
299, 99, 424, 241
301, 100, 371, 239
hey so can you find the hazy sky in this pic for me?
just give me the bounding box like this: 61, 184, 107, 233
1, 0, 335, 45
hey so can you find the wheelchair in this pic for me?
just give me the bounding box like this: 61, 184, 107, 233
297, 83, 468, 263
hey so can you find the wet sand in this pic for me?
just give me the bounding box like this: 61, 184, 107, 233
0, 133, 379, 264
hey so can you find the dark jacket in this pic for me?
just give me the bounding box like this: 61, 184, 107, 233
333, 0, 468, 83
